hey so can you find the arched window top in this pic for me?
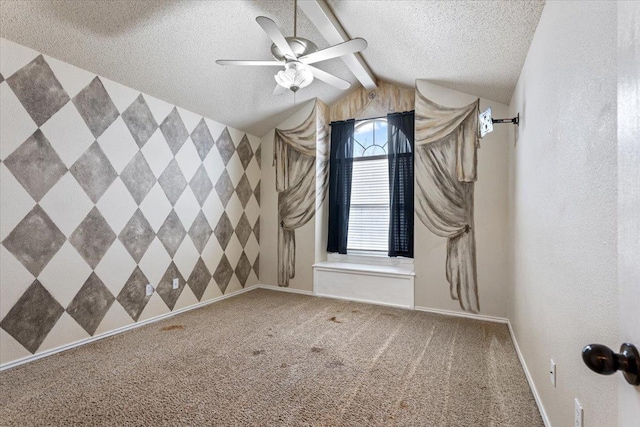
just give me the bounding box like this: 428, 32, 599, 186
353, 118, 387, 158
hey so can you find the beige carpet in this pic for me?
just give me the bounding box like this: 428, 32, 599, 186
0, 289, 543, 426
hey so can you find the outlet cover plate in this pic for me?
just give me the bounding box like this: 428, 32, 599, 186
146, 284, 154, 296
172, 278, 179, 290
574, 398, 583, 427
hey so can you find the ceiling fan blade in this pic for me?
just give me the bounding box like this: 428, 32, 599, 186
256, 16, 296, 60
307, 66, 351, 90
216, 60, 283, 66
299, 38, 368, 65
273, 84, 288, 96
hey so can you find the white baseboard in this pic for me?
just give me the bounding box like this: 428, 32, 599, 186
315, 292, 414, 310
0, 285, 258, 372
257, 284, 315, 296
259, 285, 507, 318
414, 305, 509, 324
259, 283, 413, 309
507, 321, 551, 427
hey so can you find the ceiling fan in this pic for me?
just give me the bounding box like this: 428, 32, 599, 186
215, 1, 368, 95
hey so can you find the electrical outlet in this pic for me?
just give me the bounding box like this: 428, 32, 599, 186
574, 398, 583, 427
550, 359, 556, 387
172, 278, 179, 290
145, 284, 154, 296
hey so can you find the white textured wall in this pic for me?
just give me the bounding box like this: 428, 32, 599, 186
414, 80, 510, 317
618, 3, 640, 424
260, 100, 316, 291
507, 2, 618, 426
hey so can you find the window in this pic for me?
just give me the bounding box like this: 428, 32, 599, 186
347, 119, 389, 253
328, 112, 414, 259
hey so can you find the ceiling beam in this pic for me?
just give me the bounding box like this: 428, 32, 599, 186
298, 0, 377, 90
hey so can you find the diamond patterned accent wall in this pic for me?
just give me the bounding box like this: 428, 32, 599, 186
4, 129, 67, 202
0, 281, 64, 353
3, 205, 66, 277
72, 77, 119, 138
121, 94, 158, 148
0, 39, 261, 364
6, 55, 69, 127
66, 272, 115, 336
69, 142, 118, 203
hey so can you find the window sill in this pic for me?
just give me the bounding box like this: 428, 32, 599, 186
326, 252, 414, 271
313, 261, 414, 278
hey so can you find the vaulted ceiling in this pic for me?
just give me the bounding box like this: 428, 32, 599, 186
0, 1, 544, 137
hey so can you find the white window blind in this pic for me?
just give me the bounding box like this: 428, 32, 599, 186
347, 158, 389, 253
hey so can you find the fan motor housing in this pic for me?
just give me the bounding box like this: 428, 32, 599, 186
271, 37, 318, 61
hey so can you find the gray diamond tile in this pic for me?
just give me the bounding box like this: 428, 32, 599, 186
0, 280, 64, 353
236, 174, 253, 209
214, 169, 234, 207
0, 73, 4, 84
213, 212, 234, 250
190, 118, 215, 161
70, 141, 118, 203
255, 145, 261, 169
236, 135, 253, 170
157, 210, 187, 257
120, 152, 156, 205
66, 272, 115, 336
6, 55, 70, 127
121, 94, 158, 148
188, 257, 211, 301
159, 107, 189, 155
158, 158, 187, 206
73, 77, 119, 138
69, 207, 117, 269
235, 252, 252, 288
2, 205, 65, 277
156, 261, 184, 310
213, 254, 233, 294
253, 254, 260, 279
4, 129, 67, 202
188, 210, 213, 254
253, 217, 260, 244
235, 213, 252, 248
254, 183, 260, 206
117, 266, 151, 321
118, 209, 155, 263
190, 164, 213, 207
216, 127, 235, 166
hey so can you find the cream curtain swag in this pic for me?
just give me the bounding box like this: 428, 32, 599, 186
274, 105, 318, 287
415, 89, 481, 313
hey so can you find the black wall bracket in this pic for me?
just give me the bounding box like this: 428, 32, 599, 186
492, 113, 520, 126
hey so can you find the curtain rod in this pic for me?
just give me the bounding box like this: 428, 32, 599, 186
329, 110, 415, 126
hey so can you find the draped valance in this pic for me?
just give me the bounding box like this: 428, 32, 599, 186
415, 91, 480, 182
274, 105, 318, 286
415, 88, 481, 313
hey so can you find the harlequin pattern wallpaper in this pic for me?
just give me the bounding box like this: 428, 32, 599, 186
0, 38, 261, 364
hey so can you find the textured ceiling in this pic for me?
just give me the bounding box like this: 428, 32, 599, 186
0, 1, 544, 136
327, 0, 545, 106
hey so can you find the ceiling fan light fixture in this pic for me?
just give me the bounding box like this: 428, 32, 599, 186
275, 62, 313, 92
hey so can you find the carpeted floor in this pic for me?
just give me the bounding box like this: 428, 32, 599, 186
0, 289, 543, 426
